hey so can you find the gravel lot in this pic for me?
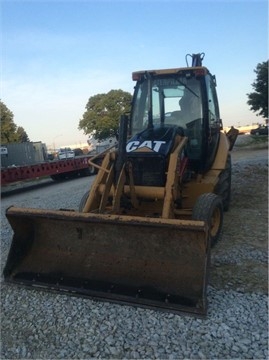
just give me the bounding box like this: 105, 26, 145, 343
1, 141, 268, 359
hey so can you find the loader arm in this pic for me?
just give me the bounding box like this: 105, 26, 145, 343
162, 136, 188, 218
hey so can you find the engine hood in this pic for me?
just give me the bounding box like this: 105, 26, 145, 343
126, 125, 184, 157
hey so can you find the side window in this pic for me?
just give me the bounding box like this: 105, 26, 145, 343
131, 82, 148, 134
207, 75, 220, 127
152, 87, 160, 122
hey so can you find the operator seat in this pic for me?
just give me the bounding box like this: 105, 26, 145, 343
168, 97, 190, 127
169, 111, 182, 125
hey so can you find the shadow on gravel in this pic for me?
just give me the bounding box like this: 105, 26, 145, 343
1, 180, 56, 198
1, 176, 90, 198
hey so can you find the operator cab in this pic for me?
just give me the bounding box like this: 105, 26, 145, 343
129, 64, 222, 173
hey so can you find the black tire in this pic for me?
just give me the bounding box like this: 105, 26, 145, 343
82, 166, 94, 176
89, 164, 96, 175
79, 190, 90, 212
51, 174, 65, 181
215, 154, 231, 211
192, 193, 223, 247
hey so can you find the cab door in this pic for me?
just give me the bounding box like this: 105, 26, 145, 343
204, 74, 221, 170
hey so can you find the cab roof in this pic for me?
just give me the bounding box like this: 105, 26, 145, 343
132, 66, 209, 81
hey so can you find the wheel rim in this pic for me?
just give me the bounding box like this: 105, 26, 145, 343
210, 207, 221, 237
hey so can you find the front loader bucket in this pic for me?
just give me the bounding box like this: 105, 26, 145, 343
4, 206, 210, 316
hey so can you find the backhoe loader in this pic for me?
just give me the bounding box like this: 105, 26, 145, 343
3, 53, 238, 316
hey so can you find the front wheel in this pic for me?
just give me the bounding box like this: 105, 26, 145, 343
192, 193, 223, 247
79, 190, 90, 212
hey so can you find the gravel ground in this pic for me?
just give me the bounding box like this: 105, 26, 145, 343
1, 143, 268, 359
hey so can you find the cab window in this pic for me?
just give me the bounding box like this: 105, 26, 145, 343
206, 75, 220, 127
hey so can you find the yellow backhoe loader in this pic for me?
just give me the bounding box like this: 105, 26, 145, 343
3, 53, 238, 316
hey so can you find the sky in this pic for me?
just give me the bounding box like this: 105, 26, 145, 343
1, 0, 268, 148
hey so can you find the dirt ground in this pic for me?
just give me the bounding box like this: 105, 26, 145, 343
210, 146, 268, 294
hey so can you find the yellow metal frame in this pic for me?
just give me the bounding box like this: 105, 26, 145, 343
182, 132, 230, 209
84, 132, 230, 219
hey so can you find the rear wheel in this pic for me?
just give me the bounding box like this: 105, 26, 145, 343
215, 154, 231, 211
51, 173, 66, 181
192, 193, 223, 247
83, 165, 96, 176
88, 164, 96, 175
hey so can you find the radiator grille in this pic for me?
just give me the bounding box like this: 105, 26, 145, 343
129, 156, 166, 186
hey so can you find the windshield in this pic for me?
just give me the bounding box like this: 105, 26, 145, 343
131, 74, 203, 136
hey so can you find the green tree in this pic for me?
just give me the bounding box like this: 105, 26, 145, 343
0, 101, 30, 143
1, 101, 17, 143
78, 89, 132, 140
247, 60, 268, 119
16, 126, 30, 142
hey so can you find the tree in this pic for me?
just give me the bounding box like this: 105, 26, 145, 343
247, 60, 268, 119
1, 101, 17, 143
16, 126, 30, 142
1, 101, 30, 143
78, 89, 132, 140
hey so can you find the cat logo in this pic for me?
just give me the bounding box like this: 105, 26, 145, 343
126, 140, 166, 153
